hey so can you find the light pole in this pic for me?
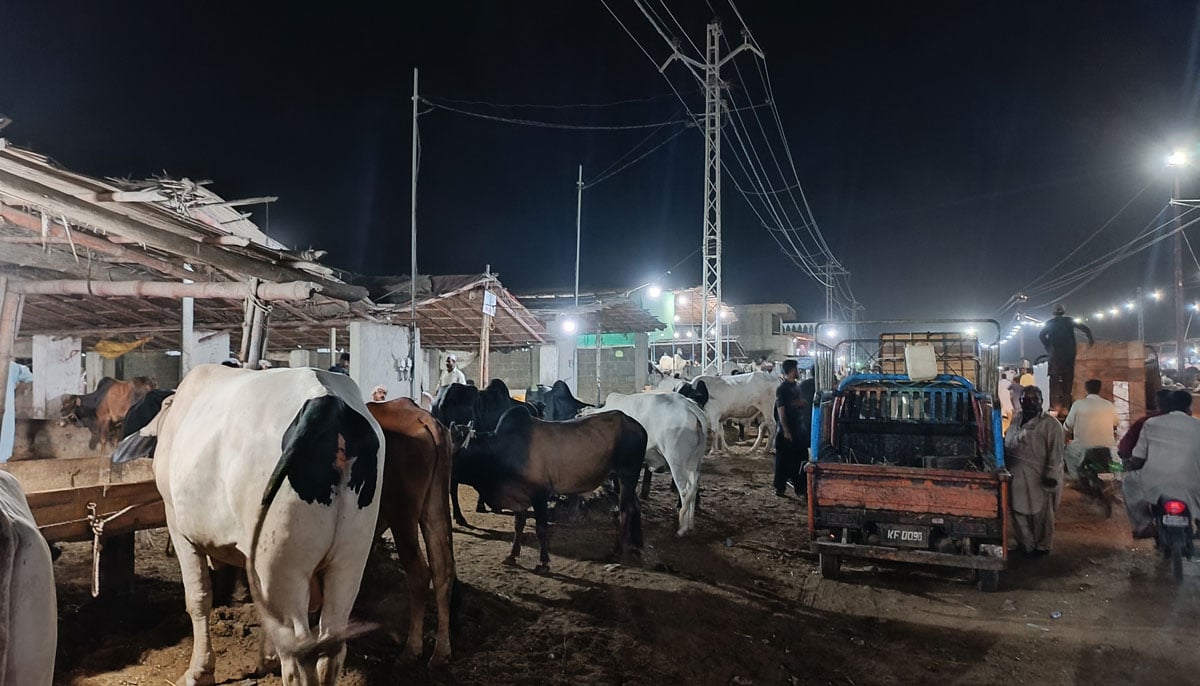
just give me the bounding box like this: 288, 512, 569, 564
1168, 150, 1188, 369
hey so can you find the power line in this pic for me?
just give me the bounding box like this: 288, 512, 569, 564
420, 97, 690, 131
427, 90, 694, 110
585, 124, 693, 188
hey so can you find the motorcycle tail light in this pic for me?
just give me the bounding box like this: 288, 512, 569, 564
1164, 500, 1188, 516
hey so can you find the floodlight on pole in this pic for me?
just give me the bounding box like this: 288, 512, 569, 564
1167, 150, 1189, 167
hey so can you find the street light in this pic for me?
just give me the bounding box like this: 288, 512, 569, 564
647, 285, 662, 299
1167, 150, 1189, 167
561, 319, 577, 334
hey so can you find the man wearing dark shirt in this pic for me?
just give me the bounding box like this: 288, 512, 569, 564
328, 352, 350, 375
774, 360, 814, 498
1038, 304, 1094, 416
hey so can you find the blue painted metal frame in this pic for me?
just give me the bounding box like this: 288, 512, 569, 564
809, 372, 1006, 469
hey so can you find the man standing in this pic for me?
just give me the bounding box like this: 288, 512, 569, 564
327, 352, 350, 375
1004, 386, 1065, 556
774, 360, 813, 498
1122, 390, 1200, 538
439, 354, 466, 389
998, 372, 1014, 432
1062, 379, 1119, 477
1038, 304, 1095, 417
1, 361, 33, 462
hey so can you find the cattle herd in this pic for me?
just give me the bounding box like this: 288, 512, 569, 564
0, 365, 781, 685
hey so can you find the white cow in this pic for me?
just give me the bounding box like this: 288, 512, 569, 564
0, 471, 55, 685
693, 372, 779, 454
591, 391, 708, 535
115, 365, 384, 686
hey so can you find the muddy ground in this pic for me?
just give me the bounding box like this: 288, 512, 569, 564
54, 446, 1200, 685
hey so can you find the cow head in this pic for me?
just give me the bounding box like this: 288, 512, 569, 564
449, 420, 476, 449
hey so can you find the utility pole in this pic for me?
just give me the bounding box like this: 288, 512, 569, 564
1137, 286, 1145, 346
1174, 174, 1186, 370
575, 165, 583, 308
410, 67, 420, 400
660, 20, 763, 375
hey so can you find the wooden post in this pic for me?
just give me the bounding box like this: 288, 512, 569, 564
0, 277, 23, 416
97, 532, 136, 597
480, 290, 493, 386
246, 305, 267, 368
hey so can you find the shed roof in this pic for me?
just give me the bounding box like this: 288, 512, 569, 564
352, 273, 547, 350
517, 291, 667, 335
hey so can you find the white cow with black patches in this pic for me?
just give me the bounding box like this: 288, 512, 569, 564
115, 364, 383, 686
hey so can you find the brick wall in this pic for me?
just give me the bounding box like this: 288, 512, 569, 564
576, 347, 639, 404
461, 348, 538, 392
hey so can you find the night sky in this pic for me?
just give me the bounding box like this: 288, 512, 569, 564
2, 1, 1199, 340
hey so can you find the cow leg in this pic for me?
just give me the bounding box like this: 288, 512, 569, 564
505, 513, 527, 565
615, 469, 643, 554
171, 532, 216, 686
419, 512, 455, 666
531, 498, 551, 575
672, 467, 699, 537
393, 518, 428, 663
450, 478, 469, 527
314, 563, 359, 686
639, 465, 652, 499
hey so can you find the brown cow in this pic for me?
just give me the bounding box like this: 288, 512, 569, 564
61, 376, 156, 448
366, 397, 456, 666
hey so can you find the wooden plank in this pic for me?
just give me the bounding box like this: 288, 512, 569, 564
2, 456, 155, 492
813, 465, 1004, 518
27, 481, 164, 543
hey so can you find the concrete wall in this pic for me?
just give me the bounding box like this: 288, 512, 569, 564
576, 346, 639, 404
90, 351, 182, 390
734, 303, 800, 361
187, 330, 231, 373
31, 335, 82, 420
349, 322, 413, 403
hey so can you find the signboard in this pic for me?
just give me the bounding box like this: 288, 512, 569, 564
482, 291, 497, 317
796, 356, 815, 370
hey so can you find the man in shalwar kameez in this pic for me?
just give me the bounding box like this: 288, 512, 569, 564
1122, 390, 1200, 538
1004, 385, 1065, 556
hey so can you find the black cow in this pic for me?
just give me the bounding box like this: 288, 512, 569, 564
117, 389, 176, 442
432, 379, 540, 525
452, 406, 646, 574
676, 380, 709, 408
529, 380, 593, 421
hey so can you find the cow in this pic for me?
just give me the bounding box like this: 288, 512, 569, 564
590, 391, 708, 535
120, 388, 175, 440
529, 380, 594, 421
112, 365, 383, 686
365, 398, 455, 666
0, 471, 56, 685
62, 376, 157, 448
452, 406, 646, 574
691, 372, 779, 454
433, 379, 539, 526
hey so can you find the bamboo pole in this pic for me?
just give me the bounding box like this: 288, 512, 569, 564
0, 277, 21, 417
9, 279, 326, 300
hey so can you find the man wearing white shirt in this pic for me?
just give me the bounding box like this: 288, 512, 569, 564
1124, 390, 1200, 537
439, 354, 466, 389
1062, 378, 1119, 477
998, 372, 1015, 432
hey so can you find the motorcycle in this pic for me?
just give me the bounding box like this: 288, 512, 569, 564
1154, 497, 1196, 581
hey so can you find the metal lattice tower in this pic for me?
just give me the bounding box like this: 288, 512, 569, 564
661, 20, 763, 374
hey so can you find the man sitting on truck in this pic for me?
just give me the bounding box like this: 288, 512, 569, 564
1004, 385, 1066, 557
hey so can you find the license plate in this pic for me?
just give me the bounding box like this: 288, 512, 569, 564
1162, 515, 1190, 527
879, 524, 930, 548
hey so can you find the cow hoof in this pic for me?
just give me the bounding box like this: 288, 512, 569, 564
533, 564, 550, 575
453, 516, 469, 527
428, 648, 452, 668
502, 555, 518, 566
182, 668, 216, 686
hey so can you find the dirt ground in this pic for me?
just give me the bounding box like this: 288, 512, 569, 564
54, 446, 1200, 686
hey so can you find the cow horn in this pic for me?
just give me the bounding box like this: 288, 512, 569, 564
461, 421, 476, 449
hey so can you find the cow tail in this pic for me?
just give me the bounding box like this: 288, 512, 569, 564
247, 395, 380, 654
0, 510, 15, 681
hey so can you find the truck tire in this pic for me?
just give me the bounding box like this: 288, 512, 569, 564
976, 569, 1001, 592
819, 553, 841, 580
